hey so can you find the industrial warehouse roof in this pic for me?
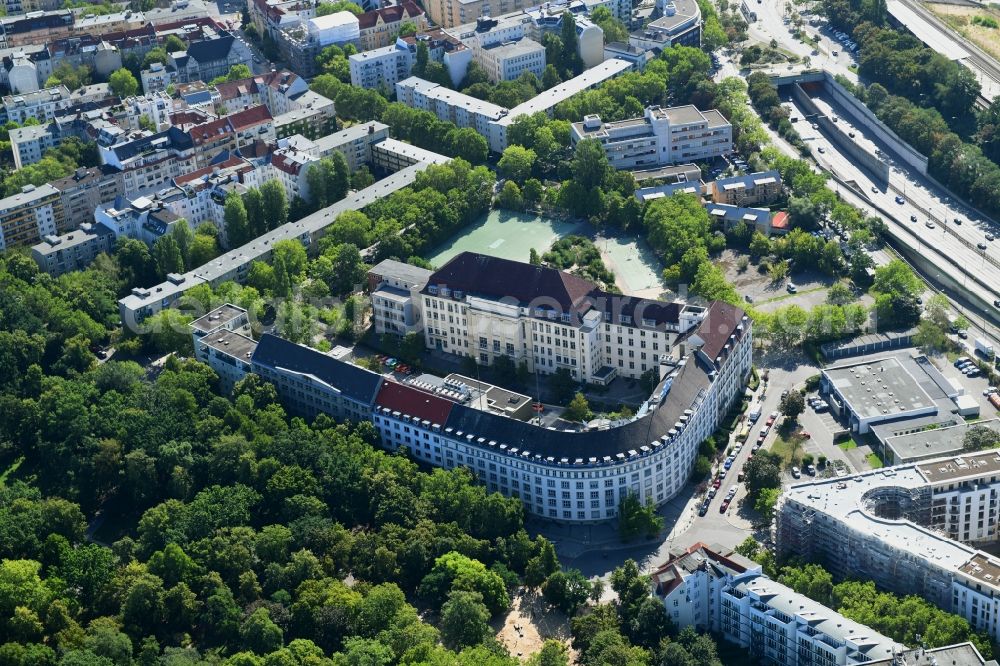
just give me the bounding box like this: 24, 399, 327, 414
824, 356, 936, 420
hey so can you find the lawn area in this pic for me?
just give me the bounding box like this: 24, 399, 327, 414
772, 431, 807, 467
838, 439, 859, 451
866, 452, 884, 469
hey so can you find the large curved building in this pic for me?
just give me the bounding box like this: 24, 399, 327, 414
191, 258, 753, 523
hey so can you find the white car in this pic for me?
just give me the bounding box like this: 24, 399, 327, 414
791, 466, 801, 478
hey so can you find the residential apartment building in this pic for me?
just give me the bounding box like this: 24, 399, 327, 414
395, 76, 507, 150
167, 32, 254, 84
449, 16, 546, 83
190, 305, 256, 394
357, 0, 427, 51
709, 170, 782, 206
570, 104, 732, 170
30, 221, 116, 276
349, 30, 471, 90
423, 0, 529, 29
0, 183, 62, 251
49, 166, 125, 231
213, 70, 336, 140
652, 543, 901, 665
369, 258, 433, 336
118, 144, 448, 325
397, 58, 634, 153
310, 121, 391, 172
1, 84, 71, 124
478, 37, 545, 82
141, 62, 175, 94
9, 122, 57, 169
776, 448, 1000, 642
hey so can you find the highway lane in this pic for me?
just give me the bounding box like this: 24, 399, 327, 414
801, 93, 1000, 287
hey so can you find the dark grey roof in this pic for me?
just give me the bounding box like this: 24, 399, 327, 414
425, 252, 682, 326
442, 359, 710, 461
252, 333, 383, 406
186, 35, 235, 64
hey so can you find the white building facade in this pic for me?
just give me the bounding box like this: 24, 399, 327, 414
571, 104, 733, 170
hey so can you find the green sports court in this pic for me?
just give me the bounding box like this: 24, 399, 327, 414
425, 210, 665, 295
425, 210, 588, 267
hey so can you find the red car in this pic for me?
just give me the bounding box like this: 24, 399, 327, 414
713, 479, 722, 489
719, 500, 730, 513
802, 431, 811, 439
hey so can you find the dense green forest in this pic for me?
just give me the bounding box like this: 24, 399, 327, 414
0, 247, 732, 664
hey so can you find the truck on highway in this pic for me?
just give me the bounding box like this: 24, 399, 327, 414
976, 338, 995, 358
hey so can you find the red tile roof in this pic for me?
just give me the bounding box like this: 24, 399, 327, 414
771, 210, 789, 229
375, 381, 453, 425
228, 104, 272, 131
189, 117, 232, 146
357, 0, 423, 29
215, 78, 259, 101
174, 155, 246, 185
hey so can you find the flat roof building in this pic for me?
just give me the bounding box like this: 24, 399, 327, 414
882, 419, 1000, 466
0, 183, 62, 251
777, 446, 1000, 642
30, 221, 115, 276
570, 104, 732, 170
821, 356, 942, 434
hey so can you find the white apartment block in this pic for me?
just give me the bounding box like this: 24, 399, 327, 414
777, 449, 1000, 642
2, 84, 71, 124
395, 76, 507, 149
653, 544, 902, 665
9, 123, 57, 169
350, 41, 417, 91
449, 16, 546, 83
571, 104, 733, 170
141, 62, 176, 95
120, 91, 174, 132
479, 37, 545, 82
369, 258, 433, 336
397, 59, 634, 153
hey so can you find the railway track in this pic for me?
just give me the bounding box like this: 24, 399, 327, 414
899, 0, 1000, 108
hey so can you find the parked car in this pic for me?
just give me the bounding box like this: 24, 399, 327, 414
707, 487, 717, 499
720, 500, 730, 513
978, 242, 988, 250
698, 501, 709, 516
806, 464, 817, 476
791, 466, 801, 478
787, 283, 798, 293
895, 196, 905, 204
910, 214, 918, 223
954, 217, 963, 225
925, 221, 936, 229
